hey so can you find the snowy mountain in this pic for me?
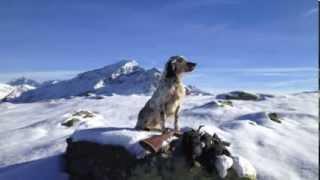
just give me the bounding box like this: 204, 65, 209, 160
40, 80, 61, 87
8, 77, 40, 87
0, 83, 14, 101
0, 77, 41, 101
12, 60, 209, 102
3, 84, 37, 101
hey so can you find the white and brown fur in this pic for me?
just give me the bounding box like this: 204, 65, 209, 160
135, 56, 196, 131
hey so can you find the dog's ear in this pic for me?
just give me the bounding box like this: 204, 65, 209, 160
165, 60, 176, 78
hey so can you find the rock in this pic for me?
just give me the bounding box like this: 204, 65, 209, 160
61, 110, 103, 127
194, 101, 220, 109
65, 128, 256, 180
62, 118, 80, 127
192, 100, 233, 110
215, 155, 233, 178
236, 112, 282, 126
73, 110, 95, 118
268, 112, 282, 123
65, 140, 137, 180
129, 153, 218, 180
218, 100, 233, 107
231, 156, 257, 180
258, 93, 275, 100
216, 91, 259, 101
65, 135, 219, 180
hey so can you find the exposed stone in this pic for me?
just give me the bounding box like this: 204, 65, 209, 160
218, 100, 233, 107
195, 101, 220, 109
191, 100, 233, 110
65, 138, 222, 180
73, 110, 95, 118
61, 111, 100, 127
61, 118, 80, 127
216, 91, 259, 101
268, 112, 282, 123
65, 128, 257, 180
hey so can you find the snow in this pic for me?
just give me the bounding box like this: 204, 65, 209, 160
71, 128, 161, 158
0, 156, 68, 180
215, 155, 234, 178
0, 79, 38, 101
0, 83, 14, 100
0, 92, 318, 180
232, 156, 257, 179
4, 84, 36, 100
13, 60, 162, 102
94, 80, 105, 90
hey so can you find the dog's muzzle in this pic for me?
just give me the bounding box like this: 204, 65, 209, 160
187, 62, 197, 72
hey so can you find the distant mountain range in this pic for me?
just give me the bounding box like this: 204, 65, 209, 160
2, 60, 211, 102
8, 77, 41, 87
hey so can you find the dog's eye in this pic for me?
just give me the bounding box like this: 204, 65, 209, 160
177, 58, 184, 63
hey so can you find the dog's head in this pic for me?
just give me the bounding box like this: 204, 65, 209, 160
165, 56, 197, 78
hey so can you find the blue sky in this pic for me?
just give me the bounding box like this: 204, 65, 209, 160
0, 0, 318, 93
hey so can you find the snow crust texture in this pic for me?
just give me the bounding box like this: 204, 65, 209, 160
0, 90, 318, 180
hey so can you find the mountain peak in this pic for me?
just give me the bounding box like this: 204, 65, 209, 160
116, 59, 138, 67
8, 77, 40, 87
76, 59, 140, 81
101, 59, 139, 71
12, 59, 209, 102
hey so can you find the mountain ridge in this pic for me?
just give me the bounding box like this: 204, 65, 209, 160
11, 60, 210, 102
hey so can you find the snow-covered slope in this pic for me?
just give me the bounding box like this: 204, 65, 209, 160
12, 60, 209, 103
4, 84, 36, 101
40, 80, 60, 87
0, 84, 14, 101
14, 60, 161, 102
0, 92, 318, 180
1, 77, 41, 101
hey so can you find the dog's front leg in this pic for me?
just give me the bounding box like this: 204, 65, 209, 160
160, 105, 166, 131
174, 105, 180, 131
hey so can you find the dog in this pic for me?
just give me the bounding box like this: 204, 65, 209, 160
135, 56, 196, 131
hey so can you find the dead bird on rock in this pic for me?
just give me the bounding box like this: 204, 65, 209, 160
182, 125, 231, 172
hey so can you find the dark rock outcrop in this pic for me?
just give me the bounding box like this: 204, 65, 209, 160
267, 112, 282, 123
65, 140, 137, 180
65, 128, 256, 180
216, 91, 260, 101
191, 100, 233, 110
